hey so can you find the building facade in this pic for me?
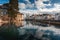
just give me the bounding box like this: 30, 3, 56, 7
15, 12, 24, 21
55, 13, 60, 20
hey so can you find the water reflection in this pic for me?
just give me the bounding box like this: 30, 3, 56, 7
0, 21, 8, 26
26, 21, 51, 27
0, 22, 3, 26
14, 21, 24, 27
0, 21, 24, 27
0, 21, 60, 40
0, 22, 18, 40
18, 21, 60, 40
54, 25, 60, 29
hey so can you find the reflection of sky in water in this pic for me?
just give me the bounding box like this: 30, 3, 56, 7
0, 21, 60, 40
17, 21, 60, 40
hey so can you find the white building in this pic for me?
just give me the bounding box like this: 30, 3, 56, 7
55, 13, 60, 20
34, 16, 44, 20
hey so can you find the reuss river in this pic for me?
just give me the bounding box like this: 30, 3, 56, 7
0, 21, 60, 40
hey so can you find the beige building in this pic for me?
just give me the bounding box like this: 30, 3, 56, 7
15, 12, 24, 21
2, 14, 10, 21
14, 21, 24, 27
46, 14, 55, 20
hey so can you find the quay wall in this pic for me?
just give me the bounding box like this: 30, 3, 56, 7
25, 19, 60, 25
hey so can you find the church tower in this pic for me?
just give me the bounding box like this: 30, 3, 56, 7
9, 0, 18, 10
8, 0, 19, 18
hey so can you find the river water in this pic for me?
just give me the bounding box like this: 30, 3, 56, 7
0, 21, 60, 40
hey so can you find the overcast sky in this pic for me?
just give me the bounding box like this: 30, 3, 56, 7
0, 0, 60, 14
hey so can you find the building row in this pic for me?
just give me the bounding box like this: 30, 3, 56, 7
26, 13, 60, 20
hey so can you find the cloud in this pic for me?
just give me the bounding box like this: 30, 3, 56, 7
54, 3, 60, 9
19, 3, 26, 9
19, 0, 36, 10
25, 0, 29, 1
19, 0, 60, 14
0, 4, 2, 5
45, 3, 51, 6
35, 0, 50, 10
25, 0, 30, 3
26, 3, 35, 9
34, 0, 60, 13
43, 0, 50, 1
35, 0, 45, 9
19, 10, 38, 14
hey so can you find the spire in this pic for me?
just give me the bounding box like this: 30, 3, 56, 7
9, 0, 19, 10
8, 0, 19, 18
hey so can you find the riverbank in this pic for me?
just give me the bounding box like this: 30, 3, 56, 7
25, 19, 60, 25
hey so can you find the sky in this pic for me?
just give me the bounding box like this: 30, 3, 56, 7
0, 0, 60, 14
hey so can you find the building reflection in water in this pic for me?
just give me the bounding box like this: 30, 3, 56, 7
26, 21, 51, 27
0, 21, 9, 26
0, 21, 60, 40
14, 21, 24, 27
0, 20, 24, 27
0, 22, 3, 26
